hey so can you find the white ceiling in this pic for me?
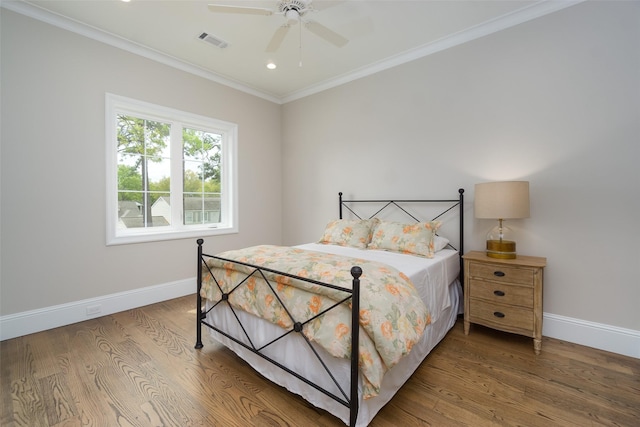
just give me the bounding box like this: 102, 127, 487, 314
3, 0, 582, 103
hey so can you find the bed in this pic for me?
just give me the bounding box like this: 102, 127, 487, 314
195, 189, 465, 426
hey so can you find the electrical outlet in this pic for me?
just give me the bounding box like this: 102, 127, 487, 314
86, 304, 102, 316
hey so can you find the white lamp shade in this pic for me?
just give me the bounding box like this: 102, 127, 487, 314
474, 181, 530, 219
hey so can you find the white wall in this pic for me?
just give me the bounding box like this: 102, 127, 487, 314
282, 1, 640, 342
2, 2, 638, 357
1, 11, 282, 316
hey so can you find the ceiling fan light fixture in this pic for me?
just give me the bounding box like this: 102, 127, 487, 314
285, 9, 299, 24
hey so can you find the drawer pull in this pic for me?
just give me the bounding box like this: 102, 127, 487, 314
493, 311, 505, 318
494, 271, 506, 277
494, 290, 505, 297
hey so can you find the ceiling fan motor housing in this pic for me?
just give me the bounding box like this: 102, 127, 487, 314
279, 0, 311, 22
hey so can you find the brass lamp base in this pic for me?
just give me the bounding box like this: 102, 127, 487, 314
486, 239, 517, 259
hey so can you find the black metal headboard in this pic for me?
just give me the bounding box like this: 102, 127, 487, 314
338, 189, 465, 282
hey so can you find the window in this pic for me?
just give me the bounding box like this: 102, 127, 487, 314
106, 94, 238, 245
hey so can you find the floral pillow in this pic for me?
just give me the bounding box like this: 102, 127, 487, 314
368, 220, 442, 258
318, 218, 379, 249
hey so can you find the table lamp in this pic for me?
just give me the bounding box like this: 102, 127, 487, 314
474, 181, 530, 259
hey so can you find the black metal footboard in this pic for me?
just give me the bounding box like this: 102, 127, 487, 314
195, 238, 363, 426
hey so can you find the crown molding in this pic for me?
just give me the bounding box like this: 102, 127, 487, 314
3, 0, 584, 104
1, 0, 283, 104
281, 0, 585, 103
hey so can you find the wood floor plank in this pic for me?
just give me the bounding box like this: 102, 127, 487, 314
124, 304, 303, 426
432, 327, 628, 426
440, 324, 640, 426
60, 353, 117, 427
38, 373, 77, 425
375, 382, 467, 426
9, 376, 48, 427
2, 295, 639, 427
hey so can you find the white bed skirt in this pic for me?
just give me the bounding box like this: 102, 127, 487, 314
204, 279, 461, 426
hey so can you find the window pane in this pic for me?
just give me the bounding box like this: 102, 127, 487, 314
117, 156, 142, 192
151, 193, 171, 226
183, 128, 222, 225
147, 158, 170, 191
183, 160, 203, 192
118, 192, 143, 229
183, 194, 220, 225
117, 191, 170, 228
116, 114, 170, 229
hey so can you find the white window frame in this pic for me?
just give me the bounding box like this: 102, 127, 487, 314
105, 93, 238, 245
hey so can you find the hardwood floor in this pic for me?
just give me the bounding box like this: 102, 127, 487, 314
1, 295, 638, 426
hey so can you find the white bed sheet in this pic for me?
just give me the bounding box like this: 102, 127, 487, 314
203, 245, 461, 426
295, 243, 460, 323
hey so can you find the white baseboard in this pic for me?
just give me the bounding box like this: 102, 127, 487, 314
2, 283, 638, 359
543, 312, 639, 359
0, 278, 195, 341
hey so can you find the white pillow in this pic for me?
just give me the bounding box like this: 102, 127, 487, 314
433, 235, 450, 252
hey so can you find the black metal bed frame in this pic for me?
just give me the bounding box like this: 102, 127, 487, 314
195, 189, 464, 427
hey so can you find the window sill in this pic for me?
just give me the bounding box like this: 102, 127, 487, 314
106, 225, 238, 246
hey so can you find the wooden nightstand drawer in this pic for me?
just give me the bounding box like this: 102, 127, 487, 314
468, 298, 534, 332
463, 251, 546, 354
469, 262, 534, 286
469, 279, 534, 308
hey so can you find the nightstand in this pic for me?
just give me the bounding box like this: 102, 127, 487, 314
463, 251, 546, 354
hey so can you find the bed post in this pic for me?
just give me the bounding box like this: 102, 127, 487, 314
339, 192, 343, 219
195, 238, 204, 349
458, 188, 465, 285
350, 266, 362, 427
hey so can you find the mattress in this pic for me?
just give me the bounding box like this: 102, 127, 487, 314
203, 244, 461, 426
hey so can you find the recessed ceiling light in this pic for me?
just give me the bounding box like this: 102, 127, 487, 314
266, 62, 277, 70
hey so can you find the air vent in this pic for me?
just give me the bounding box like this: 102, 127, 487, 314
198, 32, 229, 49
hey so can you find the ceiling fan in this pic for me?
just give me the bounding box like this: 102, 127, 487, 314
208, 0, 348, 52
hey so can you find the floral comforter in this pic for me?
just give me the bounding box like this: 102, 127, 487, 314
200, 245, 430, 399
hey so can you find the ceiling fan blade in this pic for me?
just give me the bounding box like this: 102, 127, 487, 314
266, 25, 290, 52
208, 4, 273, 16
305, 20, 348, 47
